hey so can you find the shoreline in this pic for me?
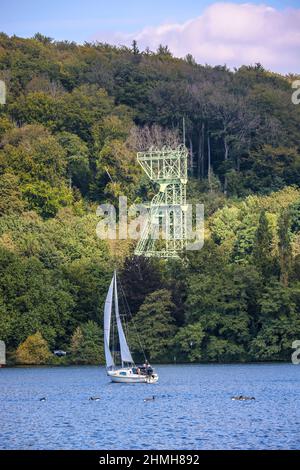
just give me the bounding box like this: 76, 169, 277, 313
2, 360, 293, 369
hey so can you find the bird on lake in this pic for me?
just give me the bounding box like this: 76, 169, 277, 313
89, 397, 100, 401
144, 395, 155, 402
39, 397, 47, 402
231, 395, 255, 401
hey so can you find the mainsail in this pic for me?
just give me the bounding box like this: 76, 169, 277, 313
103, 276, 115, 368
114, 272, 134, 364
104, 271, 133, 368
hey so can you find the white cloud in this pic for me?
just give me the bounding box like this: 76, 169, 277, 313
93, 2, 300, 74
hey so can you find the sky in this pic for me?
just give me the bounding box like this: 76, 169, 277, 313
1, 0, 300, 73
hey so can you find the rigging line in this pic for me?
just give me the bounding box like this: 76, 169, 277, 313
117, 273, 148, 363
112, 298, 115, 364
118, 276, 147, 363
119, 286, 136, 367
120, 287, 130, 336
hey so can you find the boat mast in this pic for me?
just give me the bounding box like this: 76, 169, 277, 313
114, 271, 134, 368
103, 275, 115, 370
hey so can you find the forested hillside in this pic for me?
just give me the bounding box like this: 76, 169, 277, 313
0, 33, 300, 364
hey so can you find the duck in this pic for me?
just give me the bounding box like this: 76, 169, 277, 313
89, 396, 100, 401
144, 395, 155, 402
231, 395, 255, 401
39, 397, 47, 402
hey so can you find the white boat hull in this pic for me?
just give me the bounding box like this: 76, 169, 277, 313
107, 368, 158, 384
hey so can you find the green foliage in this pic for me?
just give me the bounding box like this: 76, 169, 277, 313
246, 145, 300, 193
9, 92, 58, 128
1, 33, 299, 197
0, 173, 24, 215
130, 289, 176, 361
0, 34, 300, 364
210, 206, 241, 246
249, 281, 300, 359
0, 116, 13, 139
0, 124, 71, 217
290, 201, 300, 234
95, 139, 141, 204
57, 131, 90, 194
0, 247, 75, 348
113, 256, 164, 315
0, 125, 67, 184
253, 210, 274, 277
173, 323, 204, 362
278, 209, 292, 286
205, 338, 246, 363
0, 210, 110, 352
22, 181, 73, 217
15, 332, 51, 365
56, 85, 115, 141
70, 321, 104, 364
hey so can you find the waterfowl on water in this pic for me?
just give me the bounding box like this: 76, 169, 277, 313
144, 395, 155, 402
89, 397, 100, 401
39, 397, 47, 402
231, 395, 255, 401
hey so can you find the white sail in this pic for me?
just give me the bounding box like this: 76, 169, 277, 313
114, 272, 134, 364
103, 275, 115, 368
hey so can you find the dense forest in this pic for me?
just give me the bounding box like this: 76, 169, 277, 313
0, 33, 300, 364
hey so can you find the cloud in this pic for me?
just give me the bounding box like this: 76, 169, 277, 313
92, 2, 300, 74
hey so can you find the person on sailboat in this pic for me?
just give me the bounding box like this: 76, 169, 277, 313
142, 360, 153, 377
147, 365, 153, 377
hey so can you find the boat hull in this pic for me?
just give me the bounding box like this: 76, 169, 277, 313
107, 369, 158, 384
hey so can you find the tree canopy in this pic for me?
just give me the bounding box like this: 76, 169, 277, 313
0, 34, 300, 363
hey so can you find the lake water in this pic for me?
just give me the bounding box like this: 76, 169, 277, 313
0, 363, 299, 450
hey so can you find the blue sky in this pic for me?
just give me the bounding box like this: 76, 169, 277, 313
1, 1, 299, 72
0, 0, 299, 43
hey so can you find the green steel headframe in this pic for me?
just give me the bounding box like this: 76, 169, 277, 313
134, 145, 188, 258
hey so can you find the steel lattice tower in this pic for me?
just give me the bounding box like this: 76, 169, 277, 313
135, 145, 188, 258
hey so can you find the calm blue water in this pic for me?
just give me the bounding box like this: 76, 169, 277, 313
0, 364, 299, 450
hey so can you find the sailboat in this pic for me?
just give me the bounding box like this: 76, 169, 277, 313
103, 271, 159, 384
